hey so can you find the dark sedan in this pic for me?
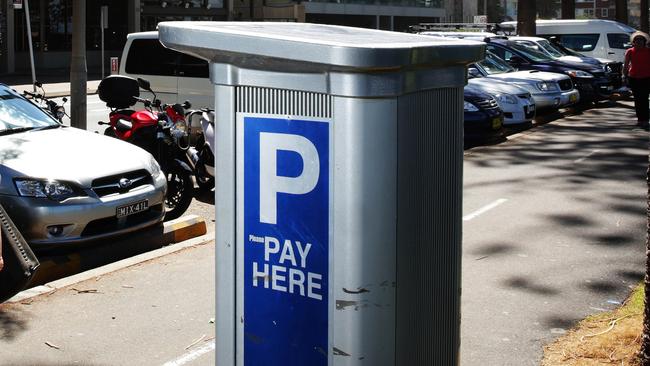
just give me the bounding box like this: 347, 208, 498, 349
464, 83, 505, 144
484, 38, 615, 102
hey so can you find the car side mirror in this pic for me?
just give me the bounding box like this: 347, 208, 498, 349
468, 67, 481, 78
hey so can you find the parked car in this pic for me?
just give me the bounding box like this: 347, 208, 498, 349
119, 31, 213, 109
0, 84, 167, 248
508, 36, 623, 90
483, 37, 614, 102
467, 77, 535, 126
468, 51, 579, 109
500, 19, 636, 63
464, 83, 505, 142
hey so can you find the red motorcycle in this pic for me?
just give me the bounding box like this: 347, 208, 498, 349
97, 75, 193, 221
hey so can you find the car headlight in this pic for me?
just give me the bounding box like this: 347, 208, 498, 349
496, 93, 518, 104
147, 156, 162, 177
565, 70, 594, 78
464, 101, 479, 112
536, 82, 560, 92
14, 178, 81, 201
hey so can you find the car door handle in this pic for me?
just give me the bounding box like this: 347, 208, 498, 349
608, 52, 615, 55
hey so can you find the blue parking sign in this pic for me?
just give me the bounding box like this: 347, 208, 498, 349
243, 116, 329, 366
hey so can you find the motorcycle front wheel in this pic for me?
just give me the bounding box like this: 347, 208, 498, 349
163, 169, 193, 221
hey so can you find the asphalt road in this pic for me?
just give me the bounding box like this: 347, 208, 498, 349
461, 102, 648, 365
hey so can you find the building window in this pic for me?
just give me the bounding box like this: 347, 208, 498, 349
576, 8, 595, 18
601, 8, 608, 17
13, 0, 127, 52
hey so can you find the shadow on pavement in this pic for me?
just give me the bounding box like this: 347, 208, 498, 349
502, 276, 561, 296
581, 280, 619, 294
542, 315, 582, 329
26, 224, 170, 288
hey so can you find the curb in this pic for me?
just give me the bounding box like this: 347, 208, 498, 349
6, 218, 214, 304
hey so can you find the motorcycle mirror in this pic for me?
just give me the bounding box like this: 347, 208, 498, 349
62, 97, 68, 103
34, 81, 42, 88
183, 100, 191, 109
137, 78, 152, 92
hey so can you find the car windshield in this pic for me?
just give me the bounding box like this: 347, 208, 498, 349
0, 85, 58, 134
508, 42, 554, 62
477, 52, 515, 74
535, 39, 566, 58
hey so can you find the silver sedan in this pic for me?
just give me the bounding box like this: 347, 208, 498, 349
0, 84, 166, 249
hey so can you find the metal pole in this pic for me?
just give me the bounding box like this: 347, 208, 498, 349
101, 9, 104, 79
70, 0, 87, 130
24, 0, 36, 91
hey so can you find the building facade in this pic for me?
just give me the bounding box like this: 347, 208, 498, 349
0, 0, 447, 75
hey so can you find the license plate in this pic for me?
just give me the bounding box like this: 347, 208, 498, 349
492, 117, 502, 130
570, 94, 578, 102
117, 200, 149, 218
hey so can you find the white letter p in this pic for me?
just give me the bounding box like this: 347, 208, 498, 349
259, 132, 320, 225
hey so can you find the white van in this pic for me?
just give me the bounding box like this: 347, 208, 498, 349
119, 31, 214, 108
500, 19, 636, 63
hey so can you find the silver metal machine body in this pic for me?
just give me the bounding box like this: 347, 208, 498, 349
158, 22, 484, 366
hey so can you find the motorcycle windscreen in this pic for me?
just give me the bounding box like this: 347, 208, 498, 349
0, 203, 40, 303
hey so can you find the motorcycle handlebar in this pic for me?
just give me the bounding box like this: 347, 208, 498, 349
23, 90, 43, 99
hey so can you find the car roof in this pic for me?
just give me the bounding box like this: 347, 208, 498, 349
501, 19, 636, 32
509, 36, 547, 42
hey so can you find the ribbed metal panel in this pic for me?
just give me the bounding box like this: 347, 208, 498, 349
396, 87, 464, 366
236, 86, 332, 118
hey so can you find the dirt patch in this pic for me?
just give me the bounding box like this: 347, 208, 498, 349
542, 284, 644, 366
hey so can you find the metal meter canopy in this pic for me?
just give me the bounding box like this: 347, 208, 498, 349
157, 22, 485, 71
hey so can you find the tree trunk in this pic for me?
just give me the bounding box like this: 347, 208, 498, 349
561, 0, 575, 19
615, 0, 628, 24
70, 0, 86, 130
517, 0, 536, 36
641, 164, 650, 365
641, 0, 649, 33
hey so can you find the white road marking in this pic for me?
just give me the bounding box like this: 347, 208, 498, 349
574, 149, 601, 163
463, 199, 508, 221
162, 340, 215, 366
90, 108, 109, 112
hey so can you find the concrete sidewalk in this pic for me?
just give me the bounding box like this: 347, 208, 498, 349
0, 233, 216, 366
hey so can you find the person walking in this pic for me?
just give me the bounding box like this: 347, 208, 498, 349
623, 31, 650, 130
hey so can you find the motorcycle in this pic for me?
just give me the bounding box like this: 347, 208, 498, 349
22, 81, 69, 123
186, 109, 215, 190
96, 75, 194, 221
